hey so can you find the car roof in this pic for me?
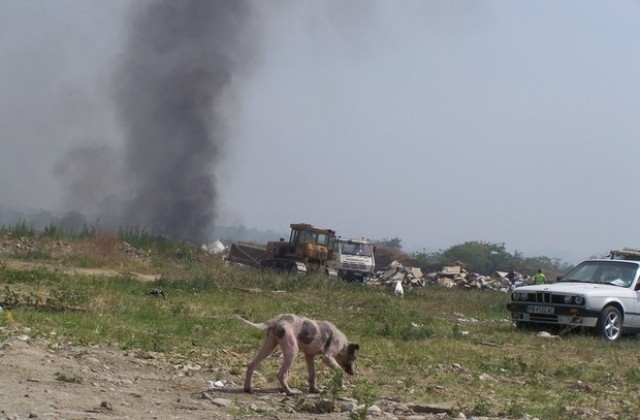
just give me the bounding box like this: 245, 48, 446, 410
581, 258, 640, 266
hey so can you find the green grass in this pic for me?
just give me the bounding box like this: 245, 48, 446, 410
2, 234, 640, 418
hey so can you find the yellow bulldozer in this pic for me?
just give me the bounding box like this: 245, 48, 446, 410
227, 223, 338, 276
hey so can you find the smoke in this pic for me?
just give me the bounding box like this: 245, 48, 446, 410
99, 0, 255, 243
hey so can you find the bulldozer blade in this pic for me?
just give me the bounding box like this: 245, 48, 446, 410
226, 243, 264, 267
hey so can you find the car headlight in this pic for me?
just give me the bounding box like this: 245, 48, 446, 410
574, 296, 584, 305
564, 295, 573, 304
511, 292, 528, 301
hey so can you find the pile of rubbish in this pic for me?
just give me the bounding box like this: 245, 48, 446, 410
370, 261, 532, 293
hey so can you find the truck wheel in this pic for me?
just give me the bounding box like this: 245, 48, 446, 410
596, 306, 622, 342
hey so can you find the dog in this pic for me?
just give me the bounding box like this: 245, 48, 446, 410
237, 313, 359, 396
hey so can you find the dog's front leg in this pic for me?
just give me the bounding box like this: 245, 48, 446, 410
322, 354, 344, 387
321, 355, 344, 387
305, 354, 319, 393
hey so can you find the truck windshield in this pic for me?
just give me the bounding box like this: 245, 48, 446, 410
341, 242, 373, 257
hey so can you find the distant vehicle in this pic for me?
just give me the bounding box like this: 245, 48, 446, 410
226, 223, 338, 276
329, 237, 376, 282
507, 250, 640, 341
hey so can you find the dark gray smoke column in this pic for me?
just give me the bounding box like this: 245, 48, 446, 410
116, 0, 253, 243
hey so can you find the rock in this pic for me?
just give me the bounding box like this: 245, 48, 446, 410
408, 402, 455, 414
366, 404, 382, 414
338, 400, 358, 412
205, 396, 233, 408
296, 397, 334, 414
250, 401, 273, 412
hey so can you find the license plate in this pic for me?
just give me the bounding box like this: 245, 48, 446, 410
527, 305, 555, 314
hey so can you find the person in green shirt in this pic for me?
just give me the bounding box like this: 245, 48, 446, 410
532, 269, 546, 285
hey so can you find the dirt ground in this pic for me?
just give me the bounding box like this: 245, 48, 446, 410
0, 334, 355, 420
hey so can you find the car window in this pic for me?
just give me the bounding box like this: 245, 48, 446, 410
561, 261, 638, 287
561, 264, 599, 283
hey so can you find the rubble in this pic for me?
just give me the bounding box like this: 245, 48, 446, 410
370, 261, 534, 292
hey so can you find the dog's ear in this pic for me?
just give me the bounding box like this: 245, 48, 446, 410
348, 343, 359, 355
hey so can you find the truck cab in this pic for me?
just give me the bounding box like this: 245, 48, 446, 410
330, 237, 376, 281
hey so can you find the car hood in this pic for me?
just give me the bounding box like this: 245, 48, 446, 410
515, 282, 635, 297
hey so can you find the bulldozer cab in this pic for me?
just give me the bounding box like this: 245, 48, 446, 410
288, 223, 335, 261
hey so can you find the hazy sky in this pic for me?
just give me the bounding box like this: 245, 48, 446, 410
1, 1, 639, 263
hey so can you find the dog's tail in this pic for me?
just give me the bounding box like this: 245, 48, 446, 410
235, 315, 269, 330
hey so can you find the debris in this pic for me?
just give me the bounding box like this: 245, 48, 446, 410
537, 331, 560, 339
394, 280, 404, 297
150, 289, 166, 299
202, 240, 226, 254
370, 260, 522, 293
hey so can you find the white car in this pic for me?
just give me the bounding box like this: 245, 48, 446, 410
507, 251, 640, 341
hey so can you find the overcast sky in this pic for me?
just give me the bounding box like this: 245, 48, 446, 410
1, 1, 639, 263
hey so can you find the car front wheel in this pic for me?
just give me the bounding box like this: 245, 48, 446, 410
596, 306, 622, 342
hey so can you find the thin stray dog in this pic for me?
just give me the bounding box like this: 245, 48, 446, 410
237, 313, 359, 396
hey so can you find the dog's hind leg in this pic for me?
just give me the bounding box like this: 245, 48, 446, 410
244, 335, 278, 393
276, 334, 298, 396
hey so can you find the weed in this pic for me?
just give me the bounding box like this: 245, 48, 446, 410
2, 310, 14, 325
350, 379, 379, 420
320, 370, 345, 411
43, 223, 63, 238
152, 327, 166, 352
55, 372, 83, 384
15, 250, 50, 261
227, 402, 250, 416
503, 355, 528, 375
403, 375, 416, 390
3, 221, 36, 237
625, 367, 640, 384
472, 396, 493, 417
502, 396, 525, 417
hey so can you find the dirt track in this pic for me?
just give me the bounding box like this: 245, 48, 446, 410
0, 334, 355, 420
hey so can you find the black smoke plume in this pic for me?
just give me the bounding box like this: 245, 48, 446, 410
113, 0, 254, 243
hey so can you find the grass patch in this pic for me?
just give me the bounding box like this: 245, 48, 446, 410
2, 236, 640, 419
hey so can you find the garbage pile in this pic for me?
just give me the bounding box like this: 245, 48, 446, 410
370, 261, 532, 292
371, 261, 425, 287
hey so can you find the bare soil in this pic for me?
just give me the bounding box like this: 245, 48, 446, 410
0, 334, 354, 420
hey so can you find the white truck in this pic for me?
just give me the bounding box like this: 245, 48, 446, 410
329, 237, 376, 282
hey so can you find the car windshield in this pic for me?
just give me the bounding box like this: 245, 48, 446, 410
560, 261, 638, 288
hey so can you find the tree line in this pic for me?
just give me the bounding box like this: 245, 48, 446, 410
375, 238, 573, 278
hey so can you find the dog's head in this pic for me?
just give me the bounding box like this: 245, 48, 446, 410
336, 343, 359, 375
